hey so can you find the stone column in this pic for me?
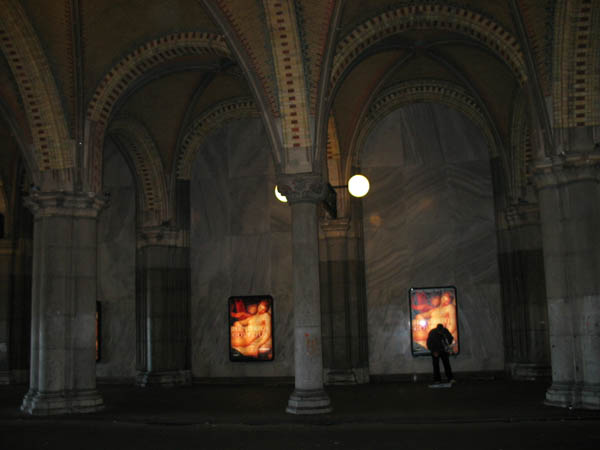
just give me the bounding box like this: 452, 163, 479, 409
319, 217, 369, 384
135, 227, 191, 387
498, 203, 550, 380
534, 154, 600, 409
21, 192, 105, 415
0, 238, 11, 384
279, 174, 331, 414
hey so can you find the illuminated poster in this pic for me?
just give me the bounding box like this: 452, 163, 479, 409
229, 296, 274, 362
409, 286, 459, 357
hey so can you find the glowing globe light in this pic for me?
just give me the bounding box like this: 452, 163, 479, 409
274, 185, 288, 203
348, 174, 370, 198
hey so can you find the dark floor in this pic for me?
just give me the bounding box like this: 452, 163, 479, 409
2, 379, 600, 449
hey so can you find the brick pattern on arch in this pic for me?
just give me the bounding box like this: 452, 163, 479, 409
294, 0, 336, 114
517, 0, 554, 97
353, 80, 497, 167
553, 0, 600, 128
264, 0, 312, 152
87, 32, 230, 126
108, 117, 168, 227
331, 4, 528, 91
216, 0, 279, 117
510, 93, 533, 200
0, 0, 73, 172
176, 97, 259, 180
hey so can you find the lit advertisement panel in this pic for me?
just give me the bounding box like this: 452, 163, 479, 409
409, 286, 459, 357
229, 296, 274, 362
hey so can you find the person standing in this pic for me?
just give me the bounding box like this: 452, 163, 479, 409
426, 323, 455, 385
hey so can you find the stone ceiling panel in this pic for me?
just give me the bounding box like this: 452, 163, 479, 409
117, 70, 205, 172
332, 49, 406, 158
83, 0, 219, 105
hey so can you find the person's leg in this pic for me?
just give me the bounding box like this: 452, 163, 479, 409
441, 352, 454, 381
432, 354, 441, 382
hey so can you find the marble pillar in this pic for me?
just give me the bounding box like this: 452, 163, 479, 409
498, 203, 550, 380
535, 154, 600, 409
135, 227, 191, 387
21, 192, 105, 415
0, 238, 10, 384
319, 217, 369, 384
279, 174, 332, 414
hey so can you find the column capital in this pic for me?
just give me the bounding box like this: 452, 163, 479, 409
277, 174, 328, 204
533, 152, 600, 190
24, 191, 107, 219
137, 225, 189, 248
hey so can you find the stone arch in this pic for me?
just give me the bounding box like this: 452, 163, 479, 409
175, 97, 259, 180
84, 32, 231, 193
331, 4, 527, 91
108, 117, 169, 227
510, 93, 533, 202
552, 0, 600, 129
351, 80, 498, 171
0, 0, 73, 177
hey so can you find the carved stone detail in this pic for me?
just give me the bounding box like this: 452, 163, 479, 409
137, 226, 189, 248
277, 174, 328, 204
504, 203, 541, 229
533, 152, 600, 190
24, 191, 107, 218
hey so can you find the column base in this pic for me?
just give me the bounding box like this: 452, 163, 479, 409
324, 367, 370, 385
508, 363, 551, 381
21, 389, 104, 415
581, 384, 600, 410
544, 382, 577, 408
135, 370, 192, 387
286, 388, 332, 415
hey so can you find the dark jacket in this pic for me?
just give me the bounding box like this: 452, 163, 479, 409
426, 326, 453, 354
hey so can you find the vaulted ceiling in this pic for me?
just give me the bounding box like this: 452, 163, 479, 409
2, 0, 596, 221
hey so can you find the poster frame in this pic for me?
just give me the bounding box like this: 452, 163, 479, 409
408, 286, 460, 357
228, 295, 275, 362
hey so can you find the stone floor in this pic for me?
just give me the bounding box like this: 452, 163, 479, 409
1, 379, 600, 449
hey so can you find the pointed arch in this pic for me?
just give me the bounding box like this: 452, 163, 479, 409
331, 5, 527, 91
108, 117, 168, 227
84, 32, 231, 192
352, 80, 498, 170
0, 0, 73, 178
510, 92, 533, 202
175, 97, 259, 180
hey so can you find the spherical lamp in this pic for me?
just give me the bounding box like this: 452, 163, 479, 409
347, 174, 370, 198
274, 185, 288, 203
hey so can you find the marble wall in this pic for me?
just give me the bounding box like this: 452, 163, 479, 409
96, 139, 137, 380
190, 118, 294, 378
361, 103, 504, 375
